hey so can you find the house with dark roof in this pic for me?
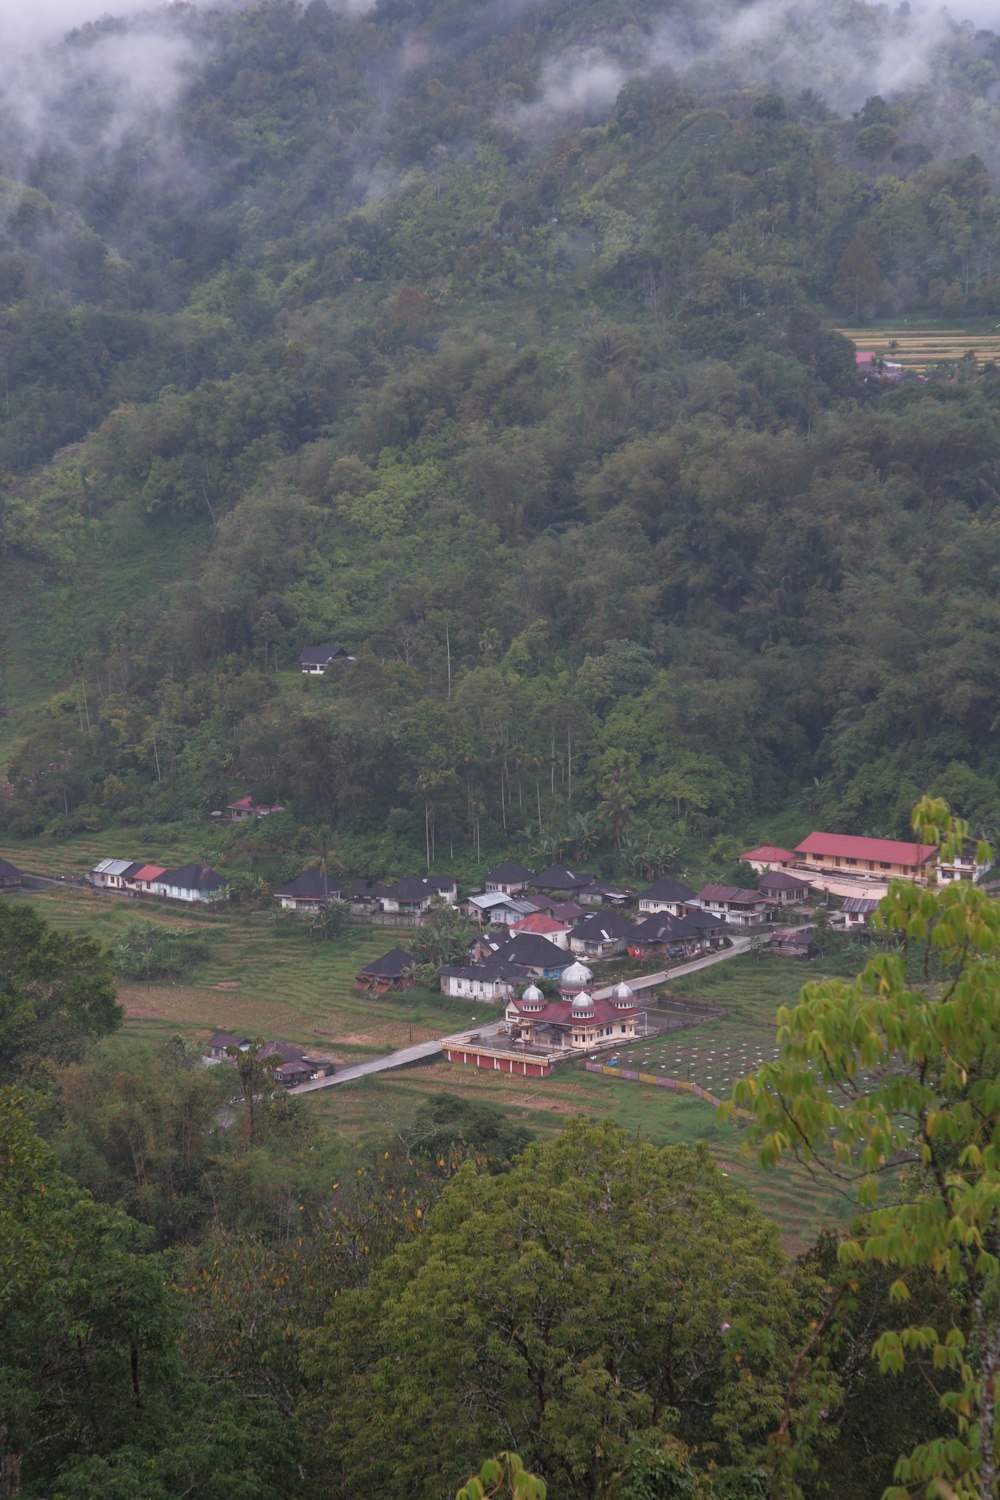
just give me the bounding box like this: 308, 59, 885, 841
528, 893, 586, 923
438, 956, 523, 1001
577, 879, 637, 908
356, 948, 415, 992
151, 864, 227, 903
694, 884, 770, 928
833, 895, 882, 930
530, 864, 591, 894
206, 1032, 251, 1059
348, 878, 389, 914
566, 911, 636, 959
770, 926, 818, 959
637, 877, 697, 917
274, 868, 345, 911
484, 860, 534, 895
0, 856, 22, 892
758, 869, 812, 904
628, 910, 724, 959
299, 645, 354, 674
380, 876, 457, 915
475, 931, 570, 979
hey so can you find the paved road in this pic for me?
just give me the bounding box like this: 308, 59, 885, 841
292, 937, 753, 1094
591, 935, 752, 997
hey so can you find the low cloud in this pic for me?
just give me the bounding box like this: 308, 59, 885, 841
508, 50, 628, 136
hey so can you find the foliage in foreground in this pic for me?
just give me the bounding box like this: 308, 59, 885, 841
300, 1118, 813, 1498
738, 800, 1000, 1499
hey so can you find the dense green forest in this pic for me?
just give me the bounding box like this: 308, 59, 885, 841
5, 805, 1000, 1498
3, 0, 1000, 878
8, 7, 1000, 1493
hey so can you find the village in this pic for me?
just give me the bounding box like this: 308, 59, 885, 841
0, 823, 987, 1089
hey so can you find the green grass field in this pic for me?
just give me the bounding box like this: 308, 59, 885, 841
5, 880, 863, 1247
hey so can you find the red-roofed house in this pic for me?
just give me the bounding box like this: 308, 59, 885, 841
509, 912, 571, 948
794, 833, 937, 882
739, 845, 795, 873
228, 796, 286, 821
126, 864, 166, 894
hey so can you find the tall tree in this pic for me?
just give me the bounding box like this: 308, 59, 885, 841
301, 1120, 808, 1499
0, 898, 120, 1082
737, 799, 1000, 1498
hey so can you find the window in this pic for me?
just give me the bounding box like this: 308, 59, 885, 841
846, 858, 857, 866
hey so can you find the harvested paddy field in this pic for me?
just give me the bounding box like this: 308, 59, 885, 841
832, 321, 1000, 371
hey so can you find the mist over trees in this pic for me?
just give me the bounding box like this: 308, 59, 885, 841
3, 0, 1000, 872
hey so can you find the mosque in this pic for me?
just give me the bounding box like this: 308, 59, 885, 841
504, 962, 639, 1051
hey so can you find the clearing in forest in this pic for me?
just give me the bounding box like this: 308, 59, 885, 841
832, 322, 1000, 371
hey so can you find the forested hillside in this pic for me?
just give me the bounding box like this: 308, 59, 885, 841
3, 0, 1000, 871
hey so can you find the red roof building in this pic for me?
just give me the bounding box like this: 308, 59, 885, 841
228, 796, 286, 821
510, 912, 570, 943
795, 832, 936, 880
739, 845, 795, 871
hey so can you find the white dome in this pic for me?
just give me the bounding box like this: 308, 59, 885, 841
571, 990, 595, 1016
561, 960, 593, 987
612, 981, 635, 1005
520, 983, 544, 1011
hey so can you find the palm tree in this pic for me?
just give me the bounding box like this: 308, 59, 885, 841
304, 822, 345, 901
566, 811, 599, 863
597, 770, 637, 852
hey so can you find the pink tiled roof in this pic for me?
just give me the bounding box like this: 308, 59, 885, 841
795, 832, 936, 865
740, 845, 795, 863
511, 995, 636, 1026
511, 913, 568, 935
132, 864, 165, 881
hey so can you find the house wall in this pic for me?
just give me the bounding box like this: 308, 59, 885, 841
151, 882, 218, 903
439, 976, 510, 1001
638, 898, 688, 916
797, 852, 929, 880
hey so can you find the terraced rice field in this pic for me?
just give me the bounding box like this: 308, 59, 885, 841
7, 877, 862, 1246
833, 322, 1000, 371
311, 1060, 850, 1251
9, 881, 480, 1056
